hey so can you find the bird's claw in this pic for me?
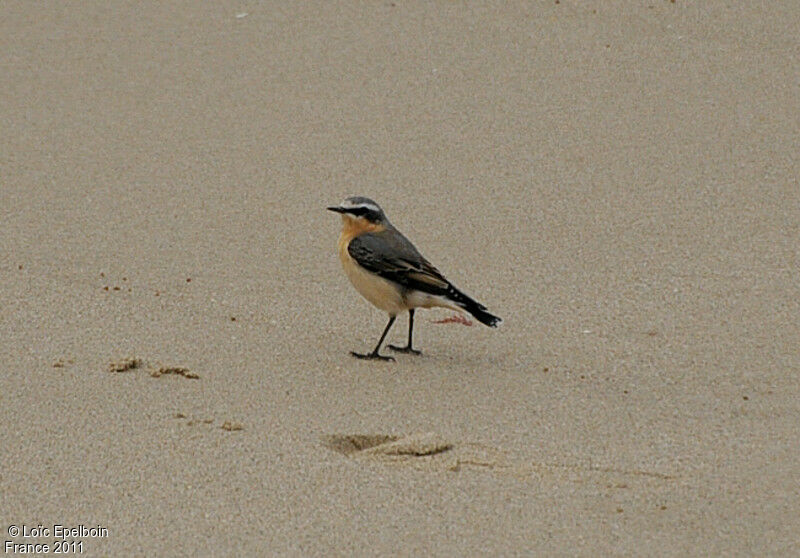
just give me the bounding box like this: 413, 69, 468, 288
388, 344, 422, 355
350, 351, 395, 362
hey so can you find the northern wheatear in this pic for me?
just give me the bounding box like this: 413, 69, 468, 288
328, 196, 501, 361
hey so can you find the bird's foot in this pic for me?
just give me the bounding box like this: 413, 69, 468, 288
388, 344, 422, 355
350, 351, 395, 362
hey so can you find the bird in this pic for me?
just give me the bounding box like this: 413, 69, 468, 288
328, 196, 501, 361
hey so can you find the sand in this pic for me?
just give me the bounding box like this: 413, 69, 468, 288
1, 1, 798, 556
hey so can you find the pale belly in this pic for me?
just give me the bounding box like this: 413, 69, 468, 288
337, 229, 462, 316
340, 251, 406, 315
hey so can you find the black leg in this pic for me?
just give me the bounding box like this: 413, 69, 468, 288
389, 309, 422, 355
351, 316, 396, 361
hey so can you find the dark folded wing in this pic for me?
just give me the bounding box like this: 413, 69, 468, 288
348, 230, 450, 295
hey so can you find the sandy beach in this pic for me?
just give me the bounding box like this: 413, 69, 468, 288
2, 1, 798, 555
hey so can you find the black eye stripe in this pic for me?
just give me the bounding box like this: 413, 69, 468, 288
348, 206, 381, 219
344, 204, 384, 222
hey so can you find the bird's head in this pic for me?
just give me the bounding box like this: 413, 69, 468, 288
327, 197, 389, 227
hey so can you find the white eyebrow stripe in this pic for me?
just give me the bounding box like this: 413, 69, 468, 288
343, 202, 381, 212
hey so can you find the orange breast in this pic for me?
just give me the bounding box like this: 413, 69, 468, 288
336, 217, 403, 313
337, 216, 385, 259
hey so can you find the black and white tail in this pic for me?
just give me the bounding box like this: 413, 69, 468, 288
445, 284, 502, 327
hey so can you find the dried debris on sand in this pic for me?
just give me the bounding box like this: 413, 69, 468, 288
107, 357, 198, 379
107, 357, 142, 372
173, 414, 241, 430
220, 421, 244, 431
150, 366, 199, 379
52, 357, 74, 368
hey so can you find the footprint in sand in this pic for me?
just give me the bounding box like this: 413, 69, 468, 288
324, 433, 452, 457
323, 433, 506, 472
323, 433, 676, 482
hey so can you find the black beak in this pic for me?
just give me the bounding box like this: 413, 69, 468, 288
327, 206, 346, 213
